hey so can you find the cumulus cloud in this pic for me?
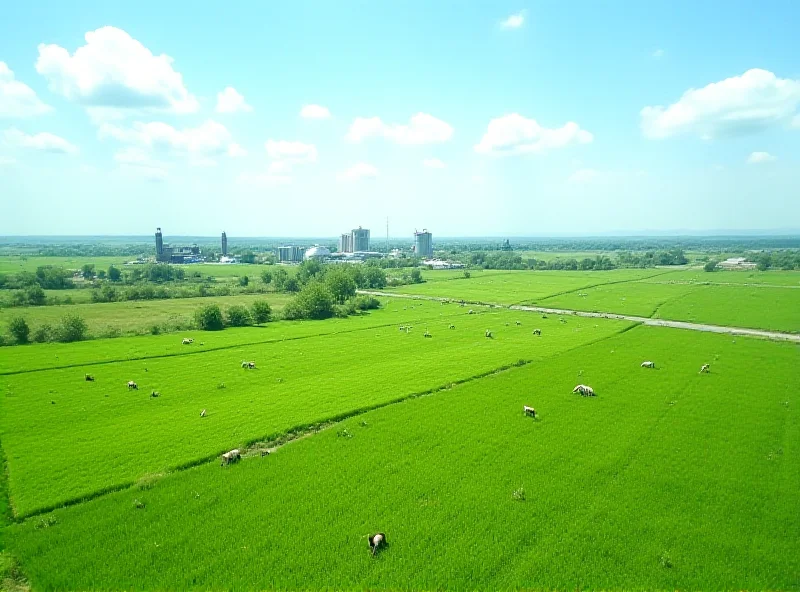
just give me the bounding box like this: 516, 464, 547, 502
346, 113, 453, 144
35, 26, 199, 114
422, 158, 446, 168
474, 113, 593, 155
216, 87, 252, 113
300, 104, 331, 119
265, 139, 317, 162
0, 62, 52, 118
500, 11, 525, 29
747, 151, 776, 164
99, 119, 237, 157
0, 155, 16, 165
338, 162, 378, 182
641, 69, 800, 139
4, 128, 78, 155
228, 143, 247, 157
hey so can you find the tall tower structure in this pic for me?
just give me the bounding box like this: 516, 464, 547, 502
414, 229, 433, 258
155, 228, 164, 259
221, 231, 228, 256
352, 226, 370, 252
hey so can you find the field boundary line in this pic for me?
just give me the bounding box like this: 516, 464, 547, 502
360, 290, 800, 342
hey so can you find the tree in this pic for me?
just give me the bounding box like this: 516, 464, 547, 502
273, 268, 289, 291
260, 270, 273, 285
239, 275, 249, 287
362, 266, 387, 289
26, 285, 46, 306
284, 277, 300, 293
8, 317, 29, 344
33, 324, 53, 343
251, 300, 272, 323
410, 268, 423, 284
82, 264, 95, 280
194, 304, 224, 331
57, 314, 88, 342
297, 259, 323, 285
226, 305, 252, 327
704, 260, 718, 272
108, 265, 121, 281
283, 282, 335, 320
325, 269, 357, 304
463, 270, 471, 279
240, 251, 256, 264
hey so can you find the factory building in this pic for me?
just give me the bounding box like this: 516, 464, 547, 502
339, 233, 353, 254
277, 245, 305, 263
221, 232, 228, 256
414, 229, 433, 258
352, 227, 370, 252
155, 228, 201, 263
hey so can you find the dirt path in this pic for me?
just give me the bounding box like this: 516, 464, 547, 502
361, 290, 800, 343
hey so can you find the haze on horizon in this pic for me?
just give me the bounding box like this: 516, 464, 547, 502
1, 0, 799, 238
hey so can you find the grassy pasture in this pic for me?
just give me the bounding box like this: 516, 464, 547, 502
0, 293, 292, 339
643, 269, 800, 287
7, 326, 798, 590
1, 306, 630, 516
390, 269, 674, 304
0, 256, 131, 274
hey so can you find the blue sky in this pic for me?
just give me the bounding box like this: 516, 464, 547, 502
1, 0, 799, 237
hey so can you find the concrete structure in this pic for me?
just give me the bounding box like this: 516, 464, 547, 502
304, 246, 331, 260
352, 227, 370, 252
155, 228, 164, 260
414, 229, 433, 258
221, 232, 228, 256
339, 233, 353, 254
423, 259, 464, 270
719, 257, 757, 270
277, 245, 305, 263
155, 228, 200, 263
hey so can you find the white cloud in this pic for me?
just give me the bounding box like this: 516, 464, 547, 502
568, 168, 602, 184
346, 113, 453, 144
100, 119, 236, 157
300, 104, 331, 119
792, 114, 800, 128
228, 143, 247, 158
500, 11, 525, 29
267, 160, 291, 175
567, 168, 646, 184
0, 155, 16, 165
265, 140, 317, 162
4, 128, 78, 155
35, 26, 198, 114
474, 113, 593, 155
238, 172, 291, 187
114, 146, 150, 164
120, 165, 168, 183
641, 69, 800, 139
216, 87, 252, 113
422, 158, 446, 169
747, 151, 776, 164
0, 62, 52, 118
652, 49, 665, 59
338, 162, 378, 182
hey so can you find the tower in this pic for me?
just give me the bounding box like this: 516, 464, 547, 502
221, 231, 228, 256
155, 228, 164, 259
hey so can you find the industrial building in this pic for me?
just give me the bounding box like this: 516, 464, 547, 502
414, 229, 433, 258
155, 228, 201, 263
221, 232, 228, 256
339, 233, 353, 253
352, 227, 370, 252
277, 245, 305, 263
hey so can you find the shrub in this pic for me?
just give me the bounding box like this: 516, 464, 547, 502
239, 275, 249, 287
226, 305, 252, 327
33, 324, 53, 343
353, 295, 380, 311
260, 270, 272, 285
333, 302, 356, 318
8, 317, 30, 344
56, 314, 88, 343
410, 268, 423, 284
149, 324, 161, 335
100, 325, 122, 339
195, 304, 224, 331
26, 285, 46, 306
283, 282, 335, 320
250, 300, 272, 324
704, 260, 718, 272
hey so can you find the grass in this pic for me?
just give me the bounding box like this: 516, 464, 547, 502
0, 256, 130, 275
642, 269, 800, 287
0, 293, 292, 340
0, 305, 630, 516
6, 325, 798, 590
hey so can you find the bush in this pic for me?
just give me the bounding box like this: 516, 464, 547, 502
260, 270, 272, 285
56, 314, 88, 343
251, 300, 272, 324
704, 260, 718, 272
33, 324, 53, 343
334, 302, 357, 318
283, 282, 335, 320
353, 295, 380, 311
226, 305, 253, 327
195, 304, 224, 331
8, 317, 30, 344
410, 268, 423, 284
239, 275, 249, 287
149, 324, 161, 335
26, 285, 46, 306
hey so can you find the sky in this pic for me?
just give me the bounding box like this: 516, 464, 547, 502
1, 0, 799, 238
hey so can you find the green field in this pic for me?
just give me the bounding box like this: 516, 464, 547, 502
0, 256, 131, 274
6, 325, 798, 589
1, 293, 291, 338
642, 269, 800, 287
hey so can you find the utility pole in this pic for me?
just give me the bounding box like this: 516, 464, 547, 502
386, 216, 389, 254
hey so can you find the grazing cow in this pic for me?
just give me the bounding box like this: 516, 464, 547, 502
468, 309, 475, 315
485, 330, 493, 339
221, 449, 241, 466
641, 361, 655, 369
449, 324, 455, 329
523, 405, 537, 418
572, 384, 595, 397
85, 374, 95, 382
182, 338, 194, 345
127, 381, 138, 390
248, 361, 256, 369
150, 390, 160, 398
423, 330, 432, 338
700, 364, 710, 374
369, 533, 386, 556
515, 321, 522, 326
532, 329, 541, 336
399, 325, 406, 331
200, 409, 206, 418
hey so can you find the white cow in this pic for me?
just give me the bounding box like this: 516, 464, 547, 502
221, 449, 241, 466
200, 409, 206, 418
572, 384, 595, 397
641, 361, 655, 369
700, 364, 710, 374
485, 330, 493, 338
523, 405, 537, 417
369, 533, 386, 556
532, 329, 541, 336
182, 338, 194, 345
127, 381, 138, 390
